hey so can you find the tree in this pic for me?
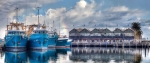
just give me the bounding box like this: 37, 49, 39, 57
131, 22, 142, 41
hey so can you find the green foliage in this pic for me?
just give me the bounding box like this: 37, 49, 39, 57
131, 22, 141, 31
131, 22, 142, 39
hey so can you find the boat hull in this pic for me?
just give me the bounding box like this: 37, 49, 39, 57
4, 35, 27, 48
48, 38, 57, 48
28, 34, 49, 49
56, 39, 67, 48
66, 40, 72, 47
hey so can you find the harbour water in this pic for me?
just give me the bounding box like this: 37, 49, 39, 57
0, 47, 150, 63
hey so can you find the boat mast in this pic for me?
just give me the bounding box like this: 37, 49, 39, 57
53, 20, 54, 30
15, 7, 20, 30
16, 8, 19, 23
36, 7, 41, 30
59, 21, 60, 36
37, 7, 40, 25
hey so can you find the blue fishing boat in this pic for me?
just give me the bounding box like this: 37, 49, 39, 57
4, 23, 28, 49
28, 50, 49, 63
55, 38, 68, 48
66, 39, 72, 47
4, 8, 27, 49
28, 29, 50, 49
5, 51, 27, 63
48, 31, 59, 48
28, 8, 50, 49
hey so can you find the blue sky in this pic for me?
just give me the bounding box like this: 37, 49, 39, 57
0, 0, 150, 39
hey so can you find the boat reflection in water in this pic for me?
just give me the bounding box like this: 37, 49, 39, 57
28, 50, 49, 63
56, 49, 67, 55
55, 48, 68, 63
28, 49, 67, 63
3, 48, 149, 63
47, 49, 57, 61
70, 48, 149, 63
5, 51, 27, 63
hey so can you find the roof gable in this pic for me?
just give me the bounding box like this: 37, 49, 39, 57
91, 28, 100, 33
113, 28, 122, 33
69, 28, 79, 33
102, 28, 112, 33
76, 28, 83, 32
80, 28, 90, 33
99, 29, 104, 33
123, 28, 134, 33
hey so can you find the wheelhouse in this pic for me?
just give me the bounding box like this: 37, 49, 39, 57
7, 30, 25, 35
33, 30, 48, 34
48, 31, 58, 38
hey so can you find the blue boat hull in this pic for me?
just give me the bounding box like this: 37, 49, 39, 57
4, 35, 27, 48
48, 38, 57, 48
66, 41, 72, 47
56, 39, 67, 48
5, 51, 27, 63
28, 34, 49, 49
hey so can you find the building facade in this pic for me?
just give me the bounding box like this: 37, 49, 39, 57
69, 28, 134, 42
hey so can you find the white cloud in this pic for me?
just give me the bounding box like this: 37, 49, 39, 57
0, 0, 148, 38
77, 0, 87, 8
106, 6, 129, 12
24, 0, 147, 37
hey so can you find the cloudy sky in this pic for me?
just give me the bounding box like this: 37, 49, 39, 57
0, 0, 150, 39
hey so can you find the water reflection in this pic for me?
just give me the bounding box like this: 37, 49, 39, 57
28, 50, 49, 63
47, 49, 57, 61
56, 49, 67, 55
1, 48, 150, 63
28, 49, 68, 63
70, 48, 149, 63
55, 49, 68, 62
5, 51, 27, 63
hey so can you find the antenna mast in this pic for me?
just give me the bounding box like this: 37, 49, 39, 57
53, 20, 54, 29
59, 21, 60, 35
16, 8, 19, 22
37, 7, 40, 25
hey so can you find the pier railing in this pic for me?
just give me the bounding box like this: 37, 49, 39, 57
71, 40, 150, 47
